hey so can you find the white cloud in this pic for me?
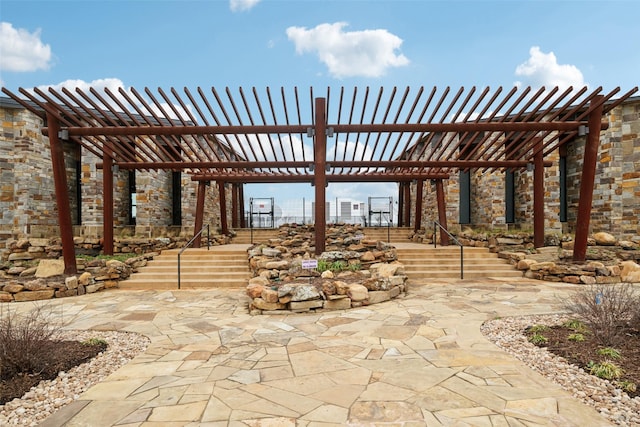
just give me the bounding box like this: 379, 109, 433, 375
286, 22, 409, 78
515, 46, 585, 89
229, 0, 260, 12
0, 22, 52, 72
33, 78, 193, 121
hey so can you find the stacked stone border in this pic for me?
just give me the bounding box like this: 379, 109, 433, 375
411, 228, 640, 284
245, 224, 408, 314
0, 235, 230, 303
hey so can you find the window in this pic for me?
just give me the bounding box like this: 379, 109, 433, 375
505, 170, 515, 223
128, 170, 136, 225
172, 171, 182, 226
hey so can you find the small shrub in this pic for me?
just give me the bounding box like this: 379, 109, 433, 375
348, 261, 362, 272
597, 347, 621, 360
329, 260, 347, 272
82, 337, 107, 347
529, 333, 548, 345
568, 333, 586, 342
528, 324, 549, 334
588, 360, 623, 380
317, 259, 329, 273
563, 284, 640, 345
0, 304, 63, 380
563, 319, 588, 333
615, 380, 637, 393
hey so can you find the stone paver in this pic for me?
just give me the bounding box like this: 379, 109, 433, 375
23, 277, 612, 426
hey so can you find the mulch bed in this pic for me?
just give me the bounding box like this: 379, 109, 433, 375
529, 324, 640, 399
0, 340, 106, 405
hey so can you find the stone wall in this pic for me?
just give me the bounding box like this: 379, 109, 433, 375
564, 99, 640, 238
412, 98, 640, 239
0, 103, 235, 246
0, 106, 59, 238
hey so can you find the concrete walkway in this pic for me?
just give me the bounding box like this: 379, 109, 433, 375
36, 278, 611, 426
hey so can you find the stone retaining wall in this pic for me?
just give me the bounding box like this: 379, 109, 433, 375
245, 224, 408, 314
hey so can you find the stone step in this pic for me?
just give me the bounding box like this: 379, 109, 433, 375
119, 244, 252, 290
395, 244, 521, 280
119, 278, 248, 290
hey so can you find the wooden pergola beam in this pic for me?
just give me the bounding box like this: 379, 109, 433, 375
46, 110, 77, 274
573, 96, 605, 262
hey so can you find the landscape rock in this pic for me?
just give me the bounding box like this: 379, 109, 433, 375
35, 259, 65, 278
593, 232, 616, 246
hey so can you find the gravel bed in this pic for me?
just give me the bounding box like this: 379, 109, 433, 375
0, 330, 150, 426
482, 314, 640, 427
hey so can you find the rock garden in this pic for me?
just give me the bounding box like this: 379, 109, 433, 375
245, 223, 408, 314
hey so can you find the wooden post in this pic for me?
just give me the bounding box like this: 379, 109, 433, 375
533, 138, 545, 248
573, 96, 605, 262
218, 181, 228, 235
239, 184, 246, 228
46, 111, 77, 274
102, 153, 114, 255
193, 181, 206, 248
397, 183, 405, 226
414, 179, 423, 232
231, 183, 239, 228
403, 181, 411, 227
314, 97, 327, 254
435, 179, 449, 245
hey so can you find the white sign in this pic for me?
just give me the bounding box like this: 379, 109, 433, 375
302, 259, 318, 269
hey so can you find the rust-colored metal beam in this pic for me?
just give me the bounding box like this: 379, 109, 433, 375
193, 181, 207, 248
573, 96, 605, 262
231, 183, 239, 228
414, 179, 424, 232
46, 110, 77, 274
45, 120, 592, 139
397, 183, 405, 226
218, 181, 228, 235
102, 154, 114, 255
239, 184, 246, 228
533, 139, 545, 248
436, 179, 449, 246
190, 173, 449, 183
314, 97, 327, 254
403, 181, 411, 227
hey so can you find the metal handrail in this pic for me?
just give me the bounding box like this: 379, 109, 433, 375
434, 221, 464, 279
178, 224, 210, 289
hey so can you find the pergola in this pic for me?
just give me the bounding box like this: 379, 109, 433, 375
3, 85, 637, 274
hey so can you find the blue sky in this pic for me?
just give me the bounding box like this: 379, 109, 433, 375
1, 0, 639, 219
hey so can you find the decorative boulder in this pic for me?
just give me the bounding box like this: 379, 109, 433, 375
593, 232, 616, 246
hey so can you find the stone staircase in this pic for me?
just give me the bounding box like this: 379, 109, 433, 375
363, 227, 412, 243
395, 243, 523, 281
232, 229, 281, 244
119, 244, 252, 290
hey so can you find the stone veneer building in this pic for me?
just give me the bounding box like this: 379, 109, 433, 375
1, 95, 639, 244
0, 97, 232, 242
415, 96, 640, 240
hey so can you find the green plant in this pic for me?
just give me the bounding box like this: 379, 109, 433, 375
317, 259, 330, 273
528, 324, 549, 333
588, 361, 623, 380
563, 319, 588, 332
615, 380, 637, 393
76, 253, 137, 263
568, 333, 585, 342
82, 337, 107, 347
529, 333, 548, 345
348, 261, 362, 272
329, 260, 347, 272
597, 347, 621, 360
